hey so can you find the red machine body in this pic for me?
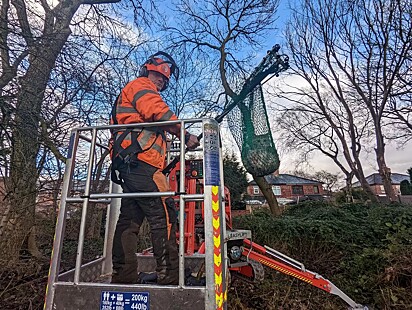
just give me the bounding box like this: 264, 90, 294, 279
168, 159, 232, 255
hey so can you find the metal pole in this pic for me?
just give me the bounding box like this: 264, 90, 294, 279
217, 130, 228, 309
66, 191, 176, 201
74, 128, 98, 283
202, 119, 222, 310
44, 130, 79, 309
178, 120, 186, 287
101, 182, 122, 276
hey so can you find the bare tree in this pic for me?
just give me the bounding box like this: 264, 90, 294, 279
293, 169, 340, 195
162, 47, 223, 119
281, 0, 412, 202
384, 0, 412, 145
386, 97, 412, 145
0, 0, 155, 261
162, 0, 284, 215
275, 87, 377, 201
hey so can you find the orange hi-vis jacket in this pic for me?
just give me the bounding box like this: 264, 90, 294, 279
111, 77, 182, 170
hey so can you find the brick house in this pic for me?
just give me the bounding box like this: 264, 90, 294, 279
246, 174, 324, 204
353, 173, 409, 196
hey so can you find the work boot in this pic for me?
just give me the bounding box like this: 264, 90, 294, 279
184, 268, 206, 286
111, 263, 139, 284
138, 272, 158, 284
157, 268, 178, 285
185, 275, 206, 286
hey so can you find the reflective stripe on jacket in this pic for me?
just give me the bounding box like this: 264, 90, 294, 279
111, 77, 181, 169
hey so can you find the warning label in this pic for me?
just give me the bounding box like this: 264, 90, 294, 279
100, 291, 149, 310
204, 122, 220, 186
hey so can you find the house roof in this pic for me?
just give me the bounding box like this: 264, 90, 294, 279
249, 174, 322, 186
353, 173, 409, 187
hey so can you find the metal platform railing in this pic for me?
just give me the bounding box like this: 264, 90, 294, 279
44, 118, 228, 310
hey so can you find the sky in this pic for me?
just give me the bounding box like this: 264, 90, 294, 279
277, 137, 412, 177
259, 0, 412, 179
17, 0, 410, 185
115, 0, 411, 180
157, 0, 411, 180
69, 0, 407, 183
263, 73, 412, 179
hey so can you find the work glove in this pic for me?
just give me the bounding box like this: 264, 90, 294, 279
185, 133, 200, 150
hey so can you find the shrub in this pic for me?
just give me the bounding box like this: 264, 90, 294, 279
231, 202, 412, 309
400, 180, 412, 195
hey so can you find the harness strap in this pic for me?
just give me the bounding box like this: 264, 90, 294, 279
110, 92, 165, 184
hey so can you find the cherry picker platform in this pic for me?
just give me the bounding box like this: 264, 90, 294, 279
44, 118, 228, 310
44, 118, 367, 310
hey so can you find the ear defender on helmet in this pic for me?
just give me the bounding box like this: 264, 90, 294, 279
138, 51, 179, 92
138, 63, 149, 78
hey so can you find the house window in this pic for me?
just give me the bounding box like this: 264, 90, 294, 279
272, 185, 281, 196
253, 186, 260, 194
380, 185, 385, 193
292, 185, 304, 195
313, 185, 319, 194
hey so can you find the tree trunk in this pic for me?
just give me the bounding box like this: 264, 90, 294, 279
344, 172, 354, 202
352, 167, 379, 203
27, 227, 43, 259
1, 12, 74, 260
2, 77, 43, 260
253, 176, 282, 216
375, 147, 397, 202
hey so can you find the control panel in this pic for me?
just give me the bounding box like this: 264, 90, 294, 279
188, 159, 203, 179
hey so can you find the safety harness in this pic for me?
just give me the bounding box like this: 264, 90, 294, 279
110, 94, 158, 185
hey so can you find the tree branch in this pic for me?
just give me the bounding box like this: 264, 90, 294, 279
0, 0, 11, 73
10, 0, 33, 46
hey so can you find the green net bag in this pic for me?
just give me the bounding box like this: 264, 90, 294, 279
214, 45, 287, 176
227, 83, 279, 176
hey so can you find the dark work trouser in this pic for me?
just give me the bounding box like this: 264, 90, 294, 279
112, 160, 178, 284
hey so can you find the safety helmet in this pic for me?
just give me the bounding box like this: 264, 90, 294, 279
139, 51, 179, 91
145, 57, 171, 80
